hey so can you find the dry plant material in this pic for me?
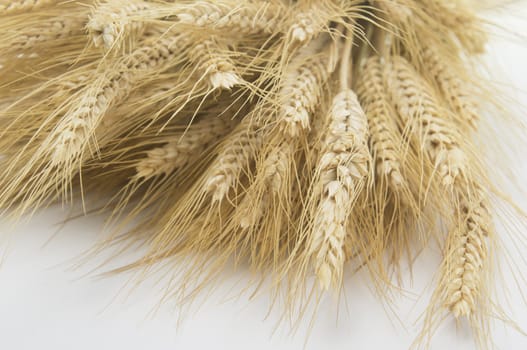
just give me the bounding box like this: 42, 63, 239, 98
385, 55, 467, 187
0, 1, 524, 349
87, 0, 151, 49
421, 47, 480, 130
357, 56, 405, 190
309, 90, 370, 290
0, 0, 56, 15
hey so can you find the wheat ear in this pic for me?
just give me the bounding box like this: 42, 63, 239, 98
50, 33, 187, 165
279, 37, 334, 137
4, 16, 83, 55
0, 0, 56, 15
416, 0, 487, 53
187, 36, 243, 90
175, 1, 284, 35
357, 56, 405, 189
385, 56, 466, 187
311, 90, 370, 290
373, 0, 413, 23
287, 2, 331, 44
135, 117, 234, 180
205, 113, 264, 202
87, 0, 150, 49
444, 183, 490, 318
422, 47, 480, 130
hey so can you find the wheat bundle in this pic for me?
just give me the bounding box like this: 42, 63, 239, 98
0, 0, 525, 348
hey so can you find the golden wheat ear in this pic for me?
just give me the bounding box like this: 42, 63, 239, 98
0, 0, 57, 15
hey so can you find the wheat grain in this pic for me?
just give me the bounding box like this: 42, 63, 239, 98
422, 47, 480, 130
385, 56, 466, 187
0, 0, 56, 15
279, 37, 334, 137
135, 117, 233, 179
50, 33, 187, 165
357, 56, 405, 189
205, 114, 264, 202
175, 1, 284, 35
187, 36, 243, 90
87, 0, 151, 49
444, 184, 490, 317
310, 90, 370, 290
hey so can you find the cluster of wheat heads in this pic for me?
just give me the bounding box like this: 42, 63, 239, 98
0, 0, 523, 348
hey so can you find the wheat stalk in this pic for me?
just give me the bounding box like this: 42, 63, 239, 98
422, 47, 480, 130
357, 56, 405, 189
310, 89, 370, 290
385, 55, 466, 187
135, 117, 234, 179
87, 0, 151, 49
0, 0, 56, 15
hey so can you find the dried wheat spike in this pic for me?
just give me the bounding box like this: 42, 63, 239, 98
279, 38, 334, 137
311, 90, 370, 290
205, 115, 264, 202
287, 3, 330, 44
187, 36, 243, 90
444, 184, 490, 317
422, 47, 480, 130
50, 33, 186, 165
87, 0, 150, 49
135, 118, 233, 179
357, 56, 405, 189
262, 139, 295, 194
8, 17, 82, 54
238, 191, 268, 229
176, 1, 283, 35
385, 56, 466, 187
0, 0, 56, 15
372, 0, 412, 23
416, 0, 487, 53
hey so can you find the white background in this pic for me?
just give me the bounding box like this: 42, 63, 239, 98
1, 3, 527, 350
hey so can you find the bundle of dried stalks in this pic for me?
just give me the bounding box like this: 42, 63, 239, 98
0, 0, 525, 348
